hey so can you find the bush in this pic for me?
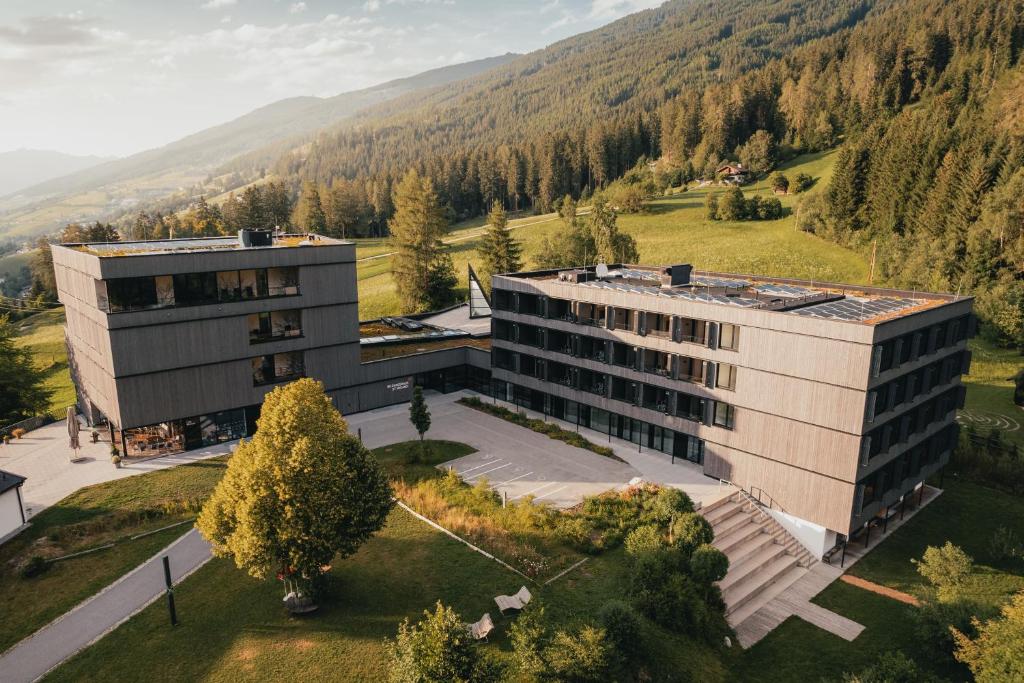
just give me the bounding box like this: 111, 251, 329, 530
650, 487, 694, 524
718, 187, 747, 220
630, 554, 706, 633
793, 172, 814, 192
758, 196, 784, 219
795, 192, 828, 233
624, 524, 665, 557
842, 650, 935, 683
670, 512, 715, 556
915, 542, 974, 602
690, 544, 729, 585
20, 555, 50, 579
509, 604, 614, 682
386, 602, 503, 683
598, 600, 643, 662
704, 194, 719, 220
770, 172, 790, 193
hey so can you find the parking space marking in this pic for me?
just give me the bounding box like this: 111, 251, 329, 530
495, 471, 534, 486
532, 485, 568, 502
466, 462, 512, 480
512, 481, 559, 500
456, 458, 502, 475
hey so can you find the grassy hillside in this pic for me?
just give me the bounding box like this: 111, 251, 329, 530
13, 308, 76, 418
355, 150, 868, 320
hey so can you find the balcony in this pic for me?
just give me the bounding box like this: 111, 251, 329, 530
577, 302, 606, 327
252, 351, 304, 386
677, 356, 706, 384
579, 368, 606, 396
646, 313, 672, 338
611, 343, 637, 369
641, 349, 673, 377
642, 385, 672, 413
547, 297, 573, 321
248, 310, 302, 344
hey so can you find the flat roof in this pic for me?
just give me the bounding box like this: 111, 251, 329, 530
0, 469, 26, 495
504, 265, 963, 325
65, 233, 349, 257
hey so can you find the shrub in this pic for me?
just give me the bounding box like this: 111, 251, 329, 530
555, 516, 596, 552
509, 604, 614, 682
598, 600, 643, 662
20, 555, 50, 579
670, 512, 715, 556
795, 193, 828, 233
690, 544, 729, 585
650, 487, 694, 524
704, 194, 719, 220
718, 187, 747, 220
545, 626, 613, 682
915, 542, 974, 602
758, 196, 784, 219
770, 172, 790, 193
842, 650, 934, 683
630, 554, 706, 633
624, 524, 665, 557
11, 428, 26, 439
793, 172, 814, 193
386, 602, 503, 683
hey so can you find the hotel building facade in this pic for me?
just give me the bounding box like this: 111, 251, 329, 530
489, 264, 973, 539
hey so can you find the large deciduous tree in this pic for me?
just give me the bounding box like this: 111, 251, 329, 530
197, 378, 393, 602
0, 315, 52, 424
953, 591, 1024, 683
389, 169, 456, 312
478, 201, 522, 291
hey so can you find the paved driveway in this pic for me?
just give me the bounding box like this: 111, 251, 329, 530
349, 394, 638, 508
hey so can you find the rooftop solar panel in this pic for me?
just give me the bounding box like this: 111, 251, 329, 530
690, 276, 751, 288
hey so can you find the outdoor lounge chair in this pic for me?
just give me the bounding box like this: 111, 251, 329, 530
494, 586, 532, 614
466, 613, 495, 641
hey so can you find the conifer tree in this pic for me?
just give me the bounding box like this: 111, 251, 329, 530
478, 201, 522, 291
292, 181, 328, 235
389, 169, 454, 312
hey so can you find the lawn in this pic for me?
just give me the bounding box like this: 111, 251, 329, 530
961, 336, 1024, 449
732, 480, 1024, 682
12, 308, 76, 419
44, 439, 733, 682
352, 149, 870, 320
0, 456, 228, 653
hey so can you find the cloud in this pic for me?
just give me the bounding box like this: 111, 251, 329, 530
289, 2, 307, 13
364, 0, 381, 10
201, 0, 237, 10
0, 13, 98, 46
365, 0, 454, 11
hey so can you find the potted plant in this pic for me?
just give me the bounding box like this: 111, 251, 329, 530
110, 445, 122, 468
1, 434, 10, 446
90, 430, 99, 443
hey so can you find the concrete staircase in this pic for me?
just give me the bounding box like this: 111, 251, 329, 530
702, 491, 816, 626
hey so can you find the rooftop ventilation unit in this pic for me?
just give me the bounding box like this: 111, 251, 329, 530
558, 269, 594, 284
238, 229, 273, 248
660, 264, 692, 288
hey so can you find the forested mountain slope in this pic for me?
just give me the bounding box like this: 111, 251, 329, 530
242, 0, 1020, 346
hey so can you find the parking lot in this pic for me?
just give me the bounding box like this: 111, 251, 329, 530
350, 393, 639, 508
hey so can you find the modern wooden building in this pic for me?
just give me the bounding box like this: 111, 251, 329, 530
490, 264, 973, 541
52, 232, 489, 457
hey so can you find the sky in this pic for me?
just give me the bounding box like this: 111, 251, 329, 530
0, 0, 664, 158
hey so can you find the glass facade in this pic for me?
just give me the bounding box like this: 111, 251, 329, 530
493, 380, 705, 465
103, 266, 299, 313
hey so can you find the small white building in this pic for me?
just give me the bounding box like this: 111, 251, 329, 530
0, 470, 27, 543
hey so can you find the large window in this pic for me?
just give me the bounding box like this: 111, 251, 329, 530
252, 351, 304, 386
713, 402, 736, 429
719, 323, 740, 351
107, 277, 159, 312
248, 309, 302, 344
103, 266, 299, 313
716, 363, 737, 390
